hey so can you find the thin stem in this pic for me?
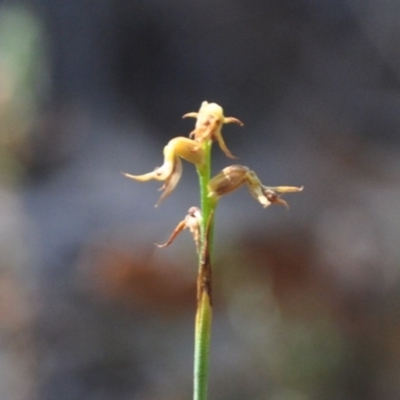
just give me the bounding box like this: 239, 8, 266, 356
194, 140, 216, 400
197, 141, 212, 232
194, 289, 212, 400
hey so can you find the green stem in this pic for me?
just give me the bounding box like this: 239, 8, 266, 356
194, 289, 212, 400
194, 141, 216, 400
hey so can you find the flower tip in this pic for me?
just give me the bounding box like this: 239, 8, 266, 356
278, 198, 290, 209
217, 140, 238, 159
122, 172, 140, 180
273, 185, 304, 193
224, 117, 244, 127
123, 171, 160, 182
262, 185, 303, 209
182, 112, 198, 119
155, 210, 200, 250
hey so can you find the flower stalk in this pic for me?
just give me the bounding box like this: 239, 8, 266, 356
194, 139, 215, 400
123, 101, 302, 400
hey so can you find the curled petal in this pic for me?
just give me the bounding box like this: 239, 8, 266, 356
165, 137, 205, 165
123, 171, 158, 182
182, 112, 198, 120
156, 156, 182, 206
218, 116, 243, 158
124, 137, 205, 205
214, 129, 236, 159
156, 207, 202, 251
155, 219, 186, 248
123, 158, 174, 182
223, 117, 244, 126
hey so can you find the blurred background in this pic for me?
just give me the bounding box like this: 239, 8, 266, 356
1, 0, 400, 399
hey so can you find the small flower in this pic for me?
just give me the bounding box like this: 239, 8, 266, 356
123, 137, 204, 206
208, 165, 303, 208
183, 101, 243, 159
156, 207, 202, 251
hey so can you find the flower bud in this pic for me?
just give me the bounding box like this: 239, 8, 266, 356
208, 165, 249, 198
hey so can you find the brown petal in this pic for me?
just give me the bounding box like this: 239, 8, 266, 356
155, 207, 202, 251
208, 165, 249, 197
155, 220, 187, 248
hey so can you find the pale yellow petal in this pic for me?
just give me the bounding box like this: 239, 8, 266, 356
268, 186, 304, 193
182, 112, 198, 119
223, 117, 244, 126
245, 180, 272, 208
214, 128, 237, 159
155, 156, 182, 206
122, 171, 159, 182
166, 137, 205, 165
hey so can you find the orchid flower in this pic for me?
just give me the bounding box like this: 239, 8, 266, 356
208, 165, 303, 208
123, 137, 204, 206
183, 101, 243, 158
155, 207, 202, 251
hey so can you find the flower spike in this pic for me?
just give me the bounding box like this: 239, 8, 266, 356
123, 137, 205, 206
183, 101, 243, 159
208, 165, 303, 208
156, 207, 202, 251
